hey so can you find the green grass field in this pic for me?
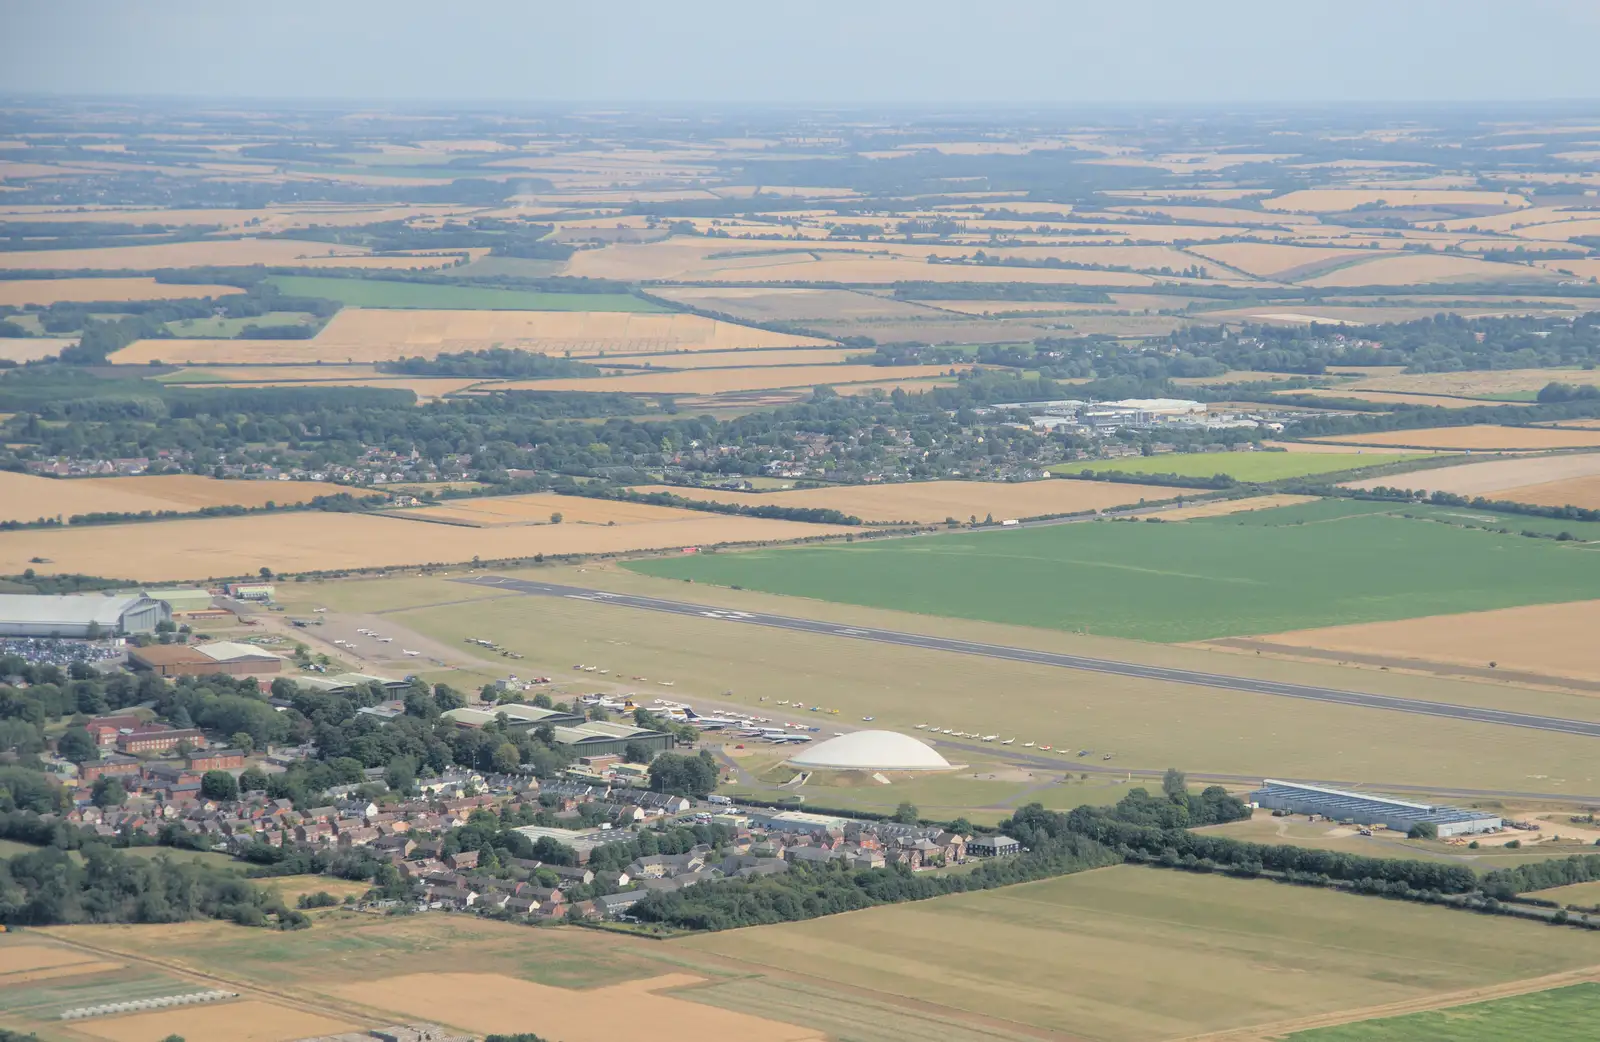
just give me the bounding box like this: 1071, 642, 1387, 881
1051, 450, 1432, 482
625, 498, 1600, 642
266, 275, 667, 312
678, 866, 1600, 1042
1284, 983, 1600, 1042
164, 311, 320, 337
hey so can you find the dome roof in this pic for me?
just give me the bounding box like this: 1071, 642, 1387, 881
788, 730, 953, 772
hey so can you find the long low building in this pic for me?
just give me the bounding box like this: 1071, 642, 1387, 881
0, 593, 170, 638
442, 703, 673, 757
1249, 779, 1503, 838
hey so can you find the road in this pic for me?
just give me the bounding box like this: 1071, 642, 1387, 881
453, 574, 1600, 740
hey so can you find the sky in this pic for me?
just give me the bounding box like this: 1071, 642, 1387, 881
3, 0, 1599, 105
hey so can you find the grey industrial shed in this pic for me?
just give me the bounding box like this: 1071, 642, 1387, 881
0, 593, 171, 638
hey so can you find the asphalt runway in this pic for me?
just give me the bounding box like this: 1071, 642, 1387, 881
454, 575, 1600, 739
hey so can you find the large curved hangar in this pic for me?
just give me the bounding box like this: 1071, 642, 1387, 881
788, 730, 954, 772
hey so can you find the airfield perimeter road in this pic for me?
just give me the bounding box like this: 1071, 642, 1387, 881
454, 575, 1600, 740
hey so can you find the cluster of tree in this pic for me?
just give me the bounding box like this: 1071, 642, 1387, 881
0, 844, 304, 929
0, 571, 136, 595
266, 217, 574, 260
1537, 381, 1600, 402
647, 750, 721, 799
1480, 853, 1600, 900
633, 824, 1121, 932
378, 348, 601, 379
578, 485, 861, 526
0, 221, 221, 253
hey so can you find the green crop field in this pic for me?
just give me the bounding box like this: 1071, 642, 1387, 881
625, 498, 1600, 641
266, 275, 667, 312
1051, 450, 1433, 482
1284, 983, 1600, 1042
678, 866, 1600, 1042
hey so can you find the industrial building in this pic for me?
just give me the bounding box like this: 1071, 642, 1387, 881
1249, 779, 1503, 838
0, 593, 170, 638
442, 704, 673, 758
128, 641, 282, 677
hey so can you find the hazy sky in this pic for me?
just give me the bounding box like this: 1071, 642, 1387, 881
5, 0, 1599, 105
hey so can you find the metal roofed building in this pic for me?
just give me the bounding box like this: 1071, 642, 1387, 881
1249, 779, 1503, 838
549, 720, 674, 758
442, 703, 586, 730
0, 593, 170, 638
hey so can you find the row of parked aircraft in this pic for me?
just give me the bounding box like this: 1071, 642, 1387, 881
913, 723, 1115, 759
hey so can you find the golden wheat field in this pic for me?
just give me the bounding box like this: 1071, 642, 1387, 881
1249, 600, 1600, 684
1479, 474, 1600, 510
0, 277, 246, 306
1311, 425, 1600, 451
601, 347, 862, 369
1349, 368, 1600, 398
626, 478, 1180, 523
0, 472, 352, 523
1301, 251, 1560, 287
1510, 217, 1600, 241
1154, 493, 1320, 520
109, 307, 834, 365
494, 363, 961, 395
1185, 243, 1378, 280
396, 492, 708, 527
0, 337, 72, 363
199, 377, 482, 399
159, 364, 391, 383
72, 1000, 359, 1042
1262, 189, 1529, 212
331, 973, 821, 1042
0, 511, 851, 581
0, 237, 375, 271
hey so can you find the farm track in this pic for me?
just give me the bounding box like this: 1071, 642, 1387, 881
454, 575, 1600, 740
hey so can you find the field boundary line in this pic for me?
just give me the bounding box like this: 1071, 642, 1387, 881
1174, 964, 1600, 1042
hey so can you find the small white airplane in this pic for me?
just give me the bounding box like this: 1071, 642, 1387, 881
982, 735, 998, 742
1001, 738, 1015, 745
403, 650, 421, 657
915, 723, 928, 729
377, 637, 393, 643
313, 607, 327, 613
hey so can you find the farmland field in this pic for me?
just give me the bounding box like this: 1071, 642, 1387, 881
0, 510, 850, 581
0, 338, 72, 363
265, 274, 664, 311
1282, 984, 1600, 1042
0, 277, 245, 306
678, 866, 1600, 1042
395, 492, 709, 527
601, 347, 860, 368
1344, 453, 1600, 503
0, 472, 350, 523
624, 498, 1600, 641
1053, 450, 1430, 482
109, 307, 833, 364
626, 478, 1182, 523
73, 1000, 359, 1042
1233, 598, 1600, 683
0, 237, 377, 271
1312, 425, 1600, 451
496, 363, 958, 395
1346, 367, 1600, 400
1301, 252, 1559, 287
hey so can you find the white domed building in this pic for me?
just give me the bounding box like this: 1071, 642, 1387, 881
787, 730, 954, 772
